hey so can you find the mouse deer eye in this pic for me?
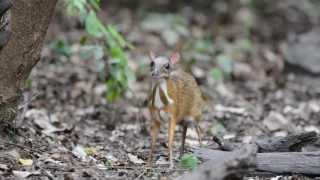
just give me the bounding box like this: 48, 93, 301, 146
150, 61, 154, 69
165, 63, 170, 70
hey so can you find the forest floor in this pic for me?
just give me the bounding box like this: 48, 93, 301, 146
1, 2, 320, 180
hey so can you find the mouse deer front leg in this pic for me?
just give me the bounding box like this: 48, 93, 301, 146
168, 115, 177, 168
148, 109, 161, 166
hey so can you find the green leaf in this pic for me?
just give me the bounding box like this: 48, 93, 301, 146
210, 121, 226, 135
49, 39, 72, 57
210, 68, 224, 81
85, 11, 104, 38
194, 39, 214, 53
107, 25, 135, 49
125, 66, 136, 82
180, 154, 198, 170
105, 159, 112, 167
79, 45, 104, 61
80, 36, 88, 45
239, 38, 252, 51
106, 81, 121, 102
110, 46, 123, 59
217, 55, 233, 74
66, 0, 87, 16
107, 25, 126, 47
25, 78, 32, 89
89, 0, 100, 10
64, 0, 135, 103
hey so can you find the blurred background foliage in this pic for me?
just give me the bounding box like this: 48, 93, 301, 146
48, 0, 320, 102
50, 0, 134, 102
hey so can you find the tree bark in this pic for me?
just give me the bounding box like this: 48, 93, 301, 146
0, 0, 57, 126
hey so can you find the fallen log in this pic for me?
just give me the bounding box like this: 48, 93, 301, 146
255, 131, 318, 152
212, 131, 318, 152
177, 132, 320, 180
177, 144, 258, 180
194, 148, 320, 176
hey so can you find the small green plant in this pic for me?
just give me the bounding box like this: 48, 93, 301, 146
104, 159, 112, 167
210, 121, 227, 135
210, 54, 234, 81
63, 0, 134, 102
25, 78, 33, 90
180, 154, 199, 170
210, 67, 224, 81
194, 38, 215, 54
216, 54, 233, 75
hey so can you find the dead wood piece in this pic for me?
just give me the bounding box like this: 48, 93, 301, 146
212, 132, 318, 153
212, 135, 240, 151
176, 144, 257, 180
255, 131, 318, 152
193, 148, 320, 176
257, 151, 320, 175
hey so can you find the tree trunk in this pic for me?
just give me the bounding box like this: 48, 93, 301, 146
0, 0, 57, 126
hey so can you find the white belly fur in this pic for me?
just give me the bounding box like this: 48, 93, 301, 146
154, 80, 174, 109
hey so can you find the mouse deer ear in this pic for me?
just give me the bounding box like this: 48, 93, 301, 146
148, 51, 156, 61
169, 51, 180, 64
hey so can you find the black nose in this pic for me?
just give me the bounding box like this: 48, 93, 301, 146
152, 72, 159, 77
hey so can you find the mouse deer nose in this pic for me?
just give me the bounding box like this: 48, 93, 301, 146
152, 71, 159, 77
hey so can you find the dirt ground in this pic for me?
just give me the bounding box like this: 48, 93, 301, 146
1, 1, 320, 180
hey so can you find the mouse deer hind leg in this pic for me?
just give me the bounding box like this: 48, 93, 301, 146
180, 121, 188, 158
195, 115, 203, 147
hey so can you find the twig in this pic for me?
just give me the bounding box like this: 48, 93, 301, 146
212, 135, 238, 151
136, 169, 147, 179
100, 165, 187, 172
0, 140, 44, 154
46, 164, 187, 172
18, 92, 39, 110
39, 167, 55, 180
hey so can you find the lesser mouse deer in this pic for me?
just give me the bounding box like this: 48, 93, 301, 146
147, 51, 205, 168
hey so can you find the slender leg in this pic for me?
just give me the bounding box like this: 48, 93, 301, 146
168, 116, 176, 168
195, 124, 203, 147
180, 122, 188, 158
148, 111, 161, 166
